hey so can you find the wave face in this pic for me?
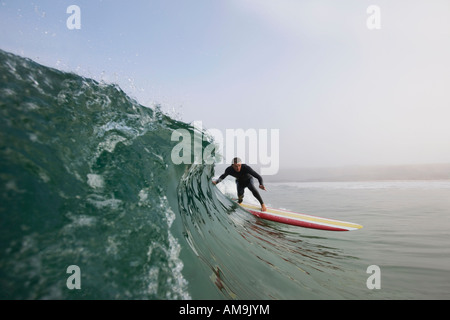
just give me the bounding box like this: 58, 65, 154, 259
0, 50, 196, 299
1, 50, 365, 300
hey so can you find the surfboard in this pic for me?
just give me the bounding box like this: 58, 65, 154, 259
239, 202, 363, 231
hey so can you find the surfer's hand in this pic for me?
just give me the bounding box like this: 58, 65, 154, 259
212, 180, 217, 185
259, 185, 266, 191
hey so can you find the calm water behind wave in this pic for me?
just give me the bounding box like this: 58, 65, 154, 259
258, 180, 450, 299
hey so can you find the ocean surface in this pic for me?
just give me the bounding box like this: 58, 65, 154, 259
1, 49, 449, 300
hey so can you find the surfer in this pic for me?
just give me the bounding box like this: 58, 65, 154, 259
213, 157, 267, 212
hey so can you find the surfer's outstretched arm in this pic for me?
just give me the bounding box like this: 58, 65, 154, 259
212, 166, 234, 185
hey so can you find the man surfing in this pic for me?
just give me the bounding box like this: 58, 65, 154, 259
213, 157, 267, 212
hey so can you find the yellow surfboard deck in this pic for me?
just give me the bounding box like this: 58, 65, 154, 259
239, 202, 363, 231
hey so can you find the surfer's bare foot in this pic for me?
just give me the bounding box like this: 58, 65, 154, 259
261, 204, 267, 212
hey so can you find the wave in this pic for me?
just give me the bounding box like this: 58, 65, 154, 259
0, 49, 194, 299
0, 49, 361, 300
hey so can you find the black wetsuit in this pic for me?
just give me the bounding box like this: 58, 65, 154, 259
216, 164, 264, 205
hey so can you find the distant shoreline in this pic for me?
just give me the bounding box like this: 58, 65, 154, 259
263, 163, 450, 183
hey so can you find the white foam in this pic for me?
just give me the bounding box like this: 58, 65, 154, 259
138, 188, 149, 203
62, 213, 97, 234
86, 194, 122, 209
143, 195, 191, 299
98, 134, 128, 153
87, 173, 104, 189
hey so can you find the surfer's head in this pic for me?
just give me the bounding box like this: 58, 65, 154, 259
231, 157, 242, 172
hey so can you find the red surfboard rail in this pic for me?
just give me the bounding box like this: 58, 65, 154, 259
240, 203, 363, 232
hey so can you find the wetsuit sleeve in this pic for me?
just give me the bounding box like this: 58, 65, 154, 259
246, 165, 264, 185
215, 167, 231, 184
